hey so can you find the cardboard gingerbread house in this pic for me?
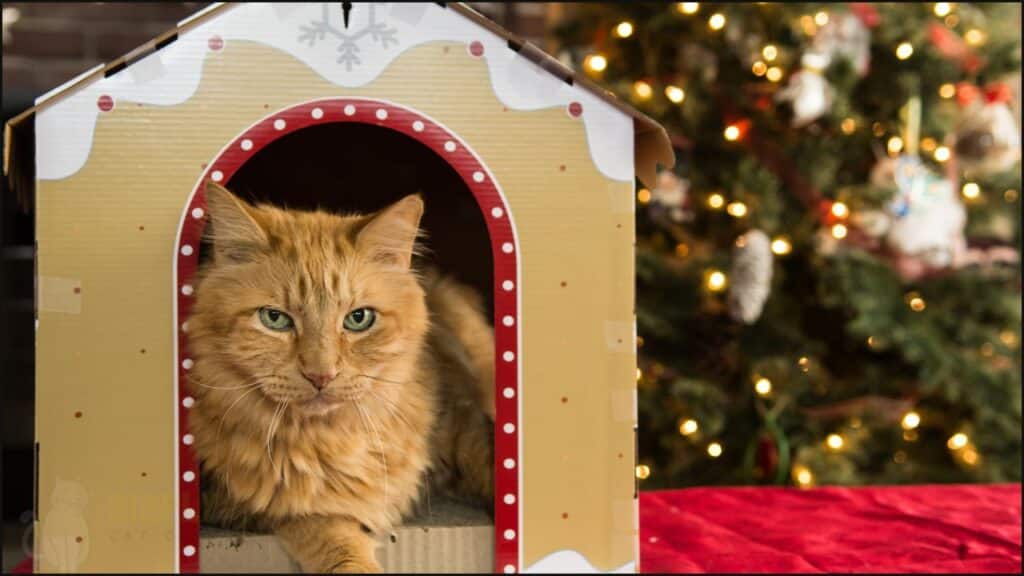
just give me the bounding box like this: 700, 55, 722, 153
3, 2, 674, 573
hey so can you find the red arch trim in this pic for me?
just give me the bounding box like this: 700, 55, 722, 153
174, 97, 520, 573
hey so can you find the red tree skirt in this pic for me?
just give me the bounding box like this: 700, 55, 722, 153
640, 484, 1022, 573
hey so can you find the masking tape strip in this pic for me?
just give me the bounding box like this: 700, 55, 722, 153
39, 276, 82, 314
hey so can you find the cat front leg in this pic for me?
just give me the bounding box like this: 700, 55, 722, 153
275, 515, 381, 573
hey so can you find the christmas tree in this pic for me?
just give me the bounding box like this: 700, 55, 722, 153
554, 3, 1021, 488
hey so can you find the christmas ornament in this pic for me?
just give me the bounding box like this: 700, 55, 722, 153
776, 53, 833, 127
954, 83, 1021, 175
755, 434, 780, 481
648, 170, 693, 224
928, 22, 983, 73
812, 12, 872, 76
728, 229, 773, 324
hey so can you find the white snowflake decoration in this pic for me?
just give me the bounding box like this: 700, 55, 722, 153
298, 4, 398, 71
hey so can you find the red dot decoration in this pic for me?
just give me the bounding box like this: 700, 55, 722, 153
97, 95, 114, 112
568, 101, 583, 118
208, 36, 224, 51
469, 40, 484, 57
177, 98, 520, 574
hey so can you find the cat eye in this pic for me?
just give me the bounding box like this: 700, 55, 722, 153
343, 308, 377, 332
258, 307, 294, 331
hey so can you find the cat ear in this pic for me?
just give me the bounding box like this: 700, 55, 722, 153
203, 180, 268, 264
355, 194, 424, 269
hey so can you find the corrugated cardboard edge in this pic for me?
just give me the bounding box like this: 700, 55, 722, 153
3, 2, 674, 199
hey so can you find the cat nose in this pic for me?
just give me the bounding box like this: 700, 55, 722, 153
302, 371, 337, 390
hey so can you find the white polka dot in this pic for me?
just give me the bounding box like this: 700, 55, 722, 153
181, 321, 189, 333
412, 120, 424, 132
183, 470, 196, 482
503, 387, 515, 399
502, 242, 514, 254
503, 529, 516, 540
503, 493, 516, 505
311, 107, 324, 119
502, 315, 514, 327
181, 284, 194, 296
184, 545, 196, 557
273, 118, 286, 130
503, 564, 516, 574
182, 396, 195, 408
444, 141, 456, 152
191, 207, 204, 219
473, 171, 485, 183
180, 245, 194, 256
503, 422, 515, 434
502, 280, 514, 292
182, 358, 194, 370
344, 104, 356, 116
183, 508, 196, 519
240, 139, 253, 151
503, 351, 515, 362
183, 434, 194, 446
491, 207, 504, 218
649, 536, 659, 543
503, 458, 515, 469
376, 109, 388, 120
211, 170, 223, 182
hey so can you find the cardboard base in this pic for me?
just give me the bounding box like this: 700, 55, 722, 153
199, 499, 494, 573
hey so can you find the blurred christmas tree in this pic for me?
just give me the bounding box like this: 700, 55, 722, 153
555, 3, 1021, 488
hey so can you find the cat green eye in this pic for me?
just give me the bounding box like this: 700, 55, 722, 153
343, 308, 377, 332
258, 307, 294, 331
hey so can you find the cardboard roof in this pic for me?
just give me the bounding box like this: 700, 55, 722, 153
4, 2, 674, 196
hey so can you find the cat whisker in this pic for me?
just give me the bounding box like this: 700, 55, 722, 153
266, 401, 287, 470
193, 381, 264, 392
354, 401, 389, 517
365, 388, 413, 430
356, 373, 408, 387
216, 384, 263, 444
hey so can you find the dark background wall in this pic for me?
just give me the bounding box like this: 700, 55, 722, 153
0, 2, 560, 570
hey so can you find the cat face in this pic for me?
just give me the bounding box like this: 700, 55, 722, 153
187, 182, 428, 417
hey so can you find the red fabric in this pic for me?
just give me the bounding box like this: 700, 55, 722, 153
13, 484, 1021, 573
640, 484, 1022, 573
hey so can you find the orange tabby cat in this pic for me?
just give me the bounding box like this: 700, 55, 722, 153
186, 181, 494, 573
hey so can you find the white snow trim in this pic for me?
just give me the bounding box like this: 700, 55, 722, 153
35, 2, 633, 183
523, 550, 635, 574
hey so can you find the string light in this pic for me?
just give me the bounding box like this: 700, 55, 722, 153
707, 442, 723, 458
665, 85, 686, 103
826, 433, 845, 450
947, 433, 968, 450
903, 429, 919, 442
675, 242, 690, 258
793, 465, 814, 487
920, 137, 937, 152
934, 146, 951, 162
762, 44, 778, 61
1005, 189, 1019, 202
830, 202, 849, 218
637, 188, 652, 204
679, 419, 699, 435
636, 367, 642, 381
726, 201, 748, 218
615, 21, 634, 38
585, 53, 608, 72
961, 182, 980, 200
678, 2, 699, 15
938, 83, 956, 99
771, 237, 792, 255
754, 377, 772, 396
797, 356, 810, 373
980, 342, 995, 357
964, 28, 985, 46
708, 193, 725, 209
933, 2, 952, 17
841, 118, 857, 134
633, 80, 653, 100
893, 450, 908, 464
1000, 330, 1018, 347
961, 446, 979, 465
707, 270, 728, 292
724, 124, 741, 141
872, 122, 886, 136
799, 15, 817, 36
906, 292, 926, 312
814, 11, 829, 26
831, 223, 848, 239
635, 464, 651, 479
887, 136, 904, 155
867, 335, 877, 348
944, 14, 959, 27
708, 13, 726, 30
752, 61, 768, 76
765, 67, 783, 82
901, 411, 921, 430
896, 42, 914, 60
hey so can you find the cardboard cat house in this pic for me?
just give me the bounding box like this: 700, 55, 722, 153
3, 2, 674, 573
